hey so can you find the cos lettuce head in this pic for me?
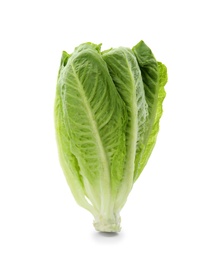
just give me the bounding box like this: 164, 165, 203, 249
54, 40, 168, 232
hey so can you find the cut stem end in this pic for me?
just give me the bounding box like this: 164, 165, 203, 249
93, 215, 121, 232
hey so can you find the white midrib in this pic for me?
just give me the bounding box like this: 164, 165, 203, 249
115, 57, 138, 211
71, 64, 111, 216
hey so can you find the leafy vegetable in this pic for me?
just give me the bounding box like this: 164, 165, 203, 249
54, 40, 168, 232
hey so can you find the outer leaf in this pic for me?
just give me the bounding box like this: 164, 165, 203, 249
55, 43, 127, 230
55, 81, 97, 216
133, 41, 167, 181
135, 62, 167, 180
132, 40, 161, 181
102, 47, 148, 211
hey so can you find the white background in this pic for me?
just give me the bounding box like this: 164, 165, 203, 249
0, 0, 212, 259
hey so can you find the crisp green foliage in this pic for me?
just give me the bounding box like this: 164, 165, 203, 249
54, 40, 168, 232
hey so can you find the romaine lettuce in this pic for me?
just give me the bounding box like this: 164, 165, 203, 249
54, 40, 167, 232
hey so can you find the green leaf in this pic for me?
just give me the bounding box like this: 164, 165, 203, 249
55, 43, 127, 225
132, 41, 162, 181
102, 47, 148, 210
132, 41, 167, 181
135, 62, 167, 180
55, 79, 97, 216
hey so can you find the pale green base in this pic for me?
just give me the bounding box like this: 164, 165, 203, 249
93, 215, 121, 232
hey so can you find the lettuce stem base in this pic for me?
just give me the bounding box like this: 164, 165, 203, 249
93, 214, 121, 232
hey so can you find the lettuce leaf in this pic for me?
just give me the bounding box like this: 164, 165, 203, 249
102, 47, 148, 211
132, 41, 167, 181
